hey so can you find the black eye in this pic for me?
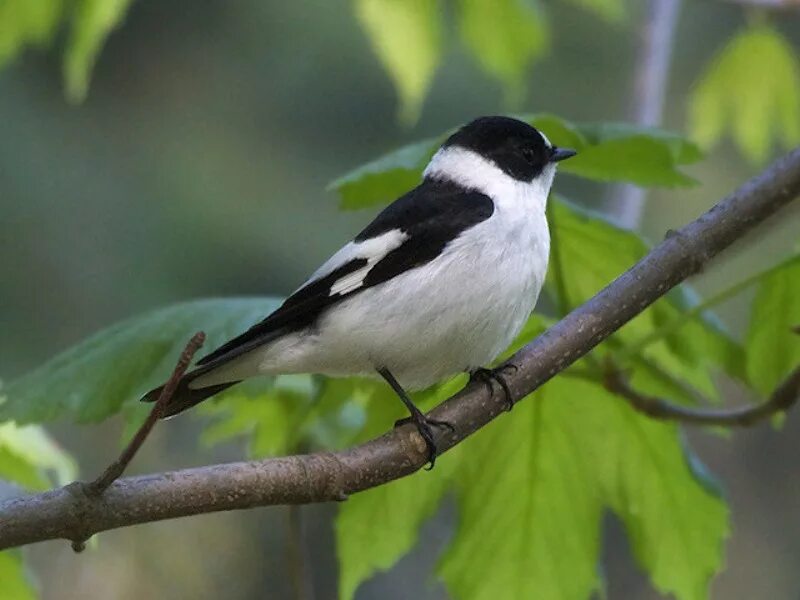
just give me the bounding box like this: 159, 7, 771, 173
522, 147, 536, 162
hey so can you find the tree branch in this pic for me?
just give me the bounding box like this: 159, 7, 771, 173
1, 148, 800, 550
603, 358, 800, 426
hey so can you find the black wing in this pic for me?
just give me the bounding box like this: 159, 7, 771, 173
196, 179, 494, 367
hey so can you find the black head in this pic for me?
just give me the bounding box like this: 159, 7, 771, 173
442, 116, 576, 182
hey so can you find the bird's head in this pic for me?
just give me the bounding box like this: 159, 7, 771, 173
423, 115, 576, 202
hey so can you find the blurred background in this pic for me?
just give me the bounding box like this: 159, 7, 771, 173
1, 1, 799, 598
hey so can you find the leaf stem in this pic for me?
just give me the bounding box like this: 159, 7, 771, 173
604, 356, 800, 426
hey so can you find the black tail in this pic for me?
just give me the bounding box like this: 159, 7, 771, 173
141, 371, 239, 418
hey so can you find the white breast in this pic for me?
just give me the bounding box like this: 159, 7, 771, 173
281, 151, 551, 389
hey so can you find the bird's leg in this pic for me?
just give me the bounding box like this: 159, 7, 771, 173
469, 364, 517, 411
377, 367, 454, 469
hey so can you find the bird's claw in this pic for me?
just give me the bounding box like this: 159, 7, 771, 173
394, 414, 454, 469
470, 365, 516, 411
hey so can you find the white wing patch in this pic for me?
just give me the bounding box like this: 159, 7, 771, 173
301, 229, 408, 295
329, 260, 376, 295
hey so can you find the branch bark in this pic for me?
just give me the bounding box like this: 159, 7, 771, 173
1, 148, 800, 550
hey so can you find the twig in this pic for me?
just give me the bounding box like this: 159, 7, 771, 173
606, 0, 682, 228
0, 147, 798, 550
604, 357, 800, 427
85, 332, 206, 496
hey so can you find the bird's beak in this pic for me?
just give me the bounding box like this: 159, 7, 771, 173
551, 147, 577, 162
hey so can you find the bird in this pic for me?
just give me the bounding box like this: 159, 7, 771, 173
143, 115, 576, 465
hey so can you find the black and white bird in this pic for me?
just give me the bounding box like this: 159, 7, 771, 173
144, 115, 576, 464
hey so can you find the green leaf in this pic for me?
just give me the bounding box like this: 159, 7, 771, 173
557, 135, 697, 187
528, 117, 704, 187
0, 422, 76, 490
439, 376, 728, 600
574, 121, 704, 165
355, 0, 441, 124
198, 383, 311, 458
199, 376, 405, 458
456, 0, 549, 105
63, 0, 133, 103
579, 377, 729, 599
337, 459, 455, 600
440, 386, 601, 599
0, 448, 43, 491
0, 552, 36, 600
329, 137, 440, 210
746, 258, 800, 395
0, 0, 65, 68
329, 115, 703, 209
0, 0, 132, 102
689, 24, 800, 164
529, 113, 588, 150
0, 298, 282, 425
562, 0, 625, 23
547, 199, 743, 398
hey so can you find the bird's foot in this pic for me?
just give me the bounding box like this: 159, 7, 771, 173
469, 365, 517, 411
394, 413, 455, 470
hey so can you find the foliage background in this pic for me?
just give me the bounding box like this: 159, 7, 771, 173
0, 1, 799, 598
